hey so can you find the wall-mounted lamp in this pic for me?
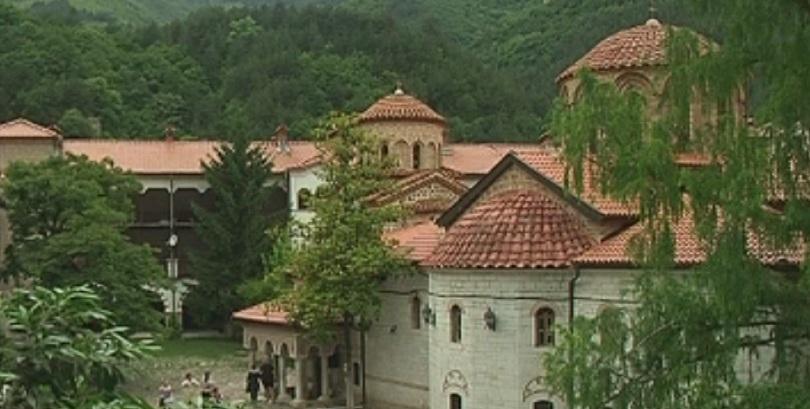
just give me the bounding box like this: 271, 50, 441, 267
484, 307, 496, 331
422, 305, 436, 327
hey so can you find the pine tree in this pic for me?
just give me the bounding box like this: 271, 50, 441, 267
545, 1, 810, 408
187, 135, 276, 330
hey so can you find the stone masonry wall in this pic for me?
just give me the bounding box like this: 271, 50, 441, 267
366, 275, 430, 409
427, 268, 638, 409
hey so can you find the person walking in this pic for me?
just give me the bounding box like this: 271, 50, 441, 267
259, 359, 275, 402
246, 365, 262, 402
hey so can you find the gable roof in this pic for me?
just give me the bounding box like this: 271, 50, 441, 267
367, 169, 468, 213
0, 118, 60, 139
437, 152, 607, 229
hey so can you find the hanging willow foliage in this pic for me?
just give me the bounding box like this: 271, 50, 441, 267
545, 1, 810, 408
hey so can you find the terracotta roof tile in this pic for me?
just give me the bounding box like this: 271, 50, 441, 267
64, 140, 321, 174
384, 221, 444, 265
0, 118, 59, 139
441, 143, 544, 175
359, 88, 446, 125
426, 190, 595, 269
558, 19, 669, 82
233, 302, 290, 325
514, 150, 639, 217
576, 215, 805, 267
576, 215, 705, 266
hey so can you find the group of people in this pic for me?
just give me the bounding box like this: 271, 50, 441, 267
157, 371, 221, 408
157, 360, 277, 407
245, 360, 275, 403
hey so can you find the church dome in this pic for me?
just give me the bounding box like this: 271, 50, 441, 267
426, 190, 595, 269
358, 87, 446, 125
558, 18, 671, 82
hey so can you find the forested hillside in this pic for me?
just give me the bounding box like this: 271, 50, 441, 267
0, 4, 540, 141
0, 1, 705, 141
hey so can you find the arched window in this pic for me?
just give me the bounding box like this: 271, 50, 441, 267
353, 362, 362, 386
411, 296, 421, 330
450, 393, 462, 409
412, 143, 422, 170
535, 308, 555, 347
380, 144, 389, 158
297, 188, 312, 210
450, 305, 462, 343
533, 400, 553, 409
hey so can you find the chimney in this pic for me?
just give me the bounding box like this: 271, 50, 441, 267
164, 126, 176, 142
273, 124, 290, 154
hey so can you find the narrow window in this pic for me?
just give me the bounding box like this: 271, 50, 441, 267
380, 144, 389, 158
450, 393, 462, 409
412, 143, 422, 169
411, 296, 421, 330
450, 305, 462, 343
297, 188, 312, 210
353, 362, 361, 386
535, 308, 555, 346
533, 400, 553, 409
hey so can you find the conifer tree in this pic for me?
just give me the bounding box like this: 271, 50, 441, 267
545, 1, 810, 408
187, 135, 275, 329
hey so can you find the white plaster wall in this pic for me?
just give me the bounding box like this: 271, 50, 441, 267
366, 274, 430, 409
288, 166, 323, 226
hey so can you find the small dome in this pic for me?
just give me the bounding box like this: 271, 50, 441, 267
426, 190, 595, 269
558, 20, 671, 82
359, 88, 446, 125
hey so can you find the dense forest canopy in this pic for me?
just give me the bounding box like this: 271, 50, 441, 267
0, 0, 702, 141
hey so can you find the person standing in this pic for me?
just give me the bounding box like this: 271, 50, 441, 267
246, 365, 262, 402
259, 359, 275, 402
157, 380, 173, 408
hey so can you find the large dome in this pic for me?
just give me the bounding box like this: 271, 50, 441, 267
426, 190, 595, 269
358, 87, 446, 125
558, 18, 670, 82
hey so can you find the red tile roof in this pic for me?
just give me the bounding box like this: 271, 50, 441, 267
576, 214, 805, 267
558, 19, 669, 82
358, 88, 446, 125
0, 118, 60, 139
233, 303, 291, 325
576, 215, 705, 266
384, 221, 444, 265
441, 143, 544, 175
64, 140, 321, 174
514, 149, 639, 217
426, 189, 596, 269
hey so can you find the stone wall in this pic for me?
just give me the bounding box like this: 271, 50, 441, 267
426, 268, 640, 409
360, 122, 445, 170
365, 275, 430, 409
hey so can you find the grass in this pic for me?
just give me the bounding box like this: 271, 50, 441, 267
153, 337, 245, 360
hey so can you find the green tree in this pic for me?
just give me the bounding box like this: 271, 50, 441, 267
186, 135, 276, 330
0, 286, 155, 409
271, 114, 411, 409
545, 1, 810, 408
0, 155, 164, 330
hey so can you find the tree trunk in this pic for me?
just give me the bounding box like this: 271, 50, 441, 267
344, 315, 355, 409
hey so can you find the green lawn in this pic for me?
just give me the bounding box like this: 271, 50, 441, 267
153, 337, 245, 360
